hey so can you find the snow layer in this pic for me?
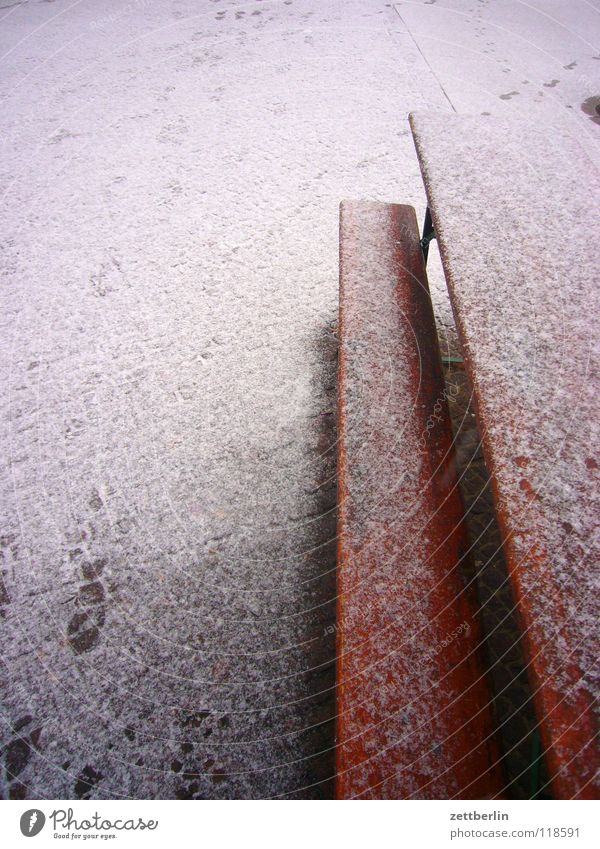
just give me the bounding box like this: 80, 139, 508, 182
0, 0, 449, 801
1, 0, 598, 799
410, 109, 600, 795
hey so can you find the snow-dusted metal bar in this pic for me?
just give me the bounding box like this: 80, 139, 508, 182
410, 111, 600, 800
336, 200, 502, 799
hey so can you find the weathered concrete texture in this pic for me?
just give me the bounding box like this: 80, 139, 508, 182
1, 0, 598, 799
0, 0, 448, 800
411, 111, 600, 799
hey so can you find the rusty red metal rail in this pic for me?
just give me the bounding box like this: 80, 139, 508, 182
336, 200, 503, 799
410, 111, 600, 799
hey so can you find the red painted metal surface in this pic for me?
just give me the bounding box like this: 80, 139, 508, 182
336, 201, 503, 799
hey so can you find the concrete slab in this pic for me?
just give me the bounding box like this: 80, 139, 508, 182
1, 0, 597, 799
0, 0, 448, 801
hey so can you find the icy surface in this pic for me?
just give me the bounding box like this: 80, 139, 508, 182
1, 0, 599, 799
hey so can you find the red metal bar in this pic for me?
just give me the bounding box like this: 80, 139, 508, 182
336, 200, 503, 799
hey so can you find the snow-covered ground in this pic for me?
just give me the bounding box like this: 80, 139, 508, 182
1, 0, 598, 799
